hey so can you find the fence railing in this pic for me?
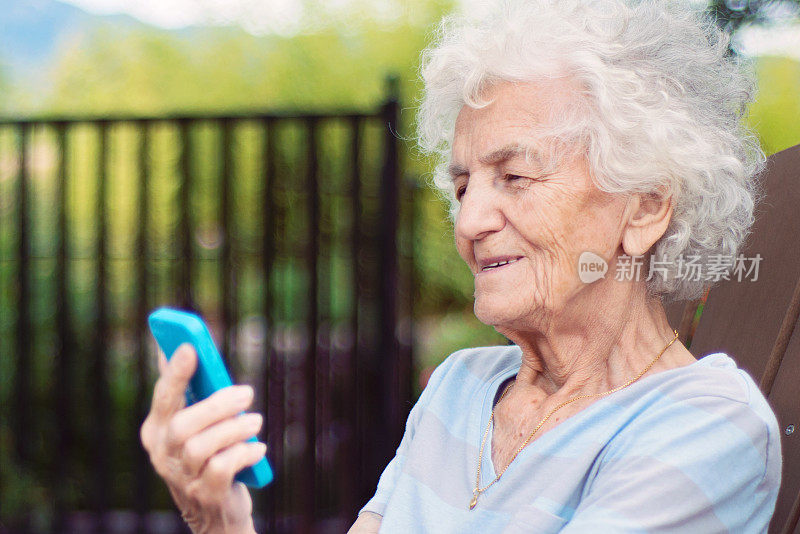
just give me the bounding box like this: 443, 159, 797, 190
0, 78, 414, 533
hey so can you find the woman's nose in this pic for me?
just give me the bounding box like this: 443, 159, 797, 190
454, 181, 504, 241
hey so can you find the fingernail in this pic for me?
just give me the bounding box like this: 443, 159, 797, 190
237, 386, 254, 402
245, 413, 263, 430
175, 346, 192, 369
254, 442, 267, 456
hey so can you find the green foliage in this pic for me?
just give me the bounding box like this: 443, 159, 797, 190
0, 425, 53, 523
748, 55, 800, 155
3, 0, 799, 375
9, 0, 800, 386
43, 1, 452, 115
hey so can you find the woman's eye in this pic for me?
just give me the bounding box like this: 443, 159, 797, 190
456, 185, 467, 201
506, 173, 548, 184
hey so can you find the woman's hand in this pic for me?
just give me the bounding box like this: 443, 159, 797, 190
140, 343, 265, 534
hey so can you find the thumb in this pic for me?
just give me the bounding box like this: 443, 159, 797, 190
170, 343, 198, 379
150, 343, 198, 421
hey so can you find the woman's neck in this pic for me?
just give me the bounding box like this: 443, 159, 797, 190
498, 283, 695, 399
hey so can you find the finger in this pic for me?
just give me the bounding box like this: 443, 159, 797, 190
188, 441, 267, 503
150, 343, 198, 423
181, 412, 263, 478
170, 385, 255, 443
157, 348, 167, 375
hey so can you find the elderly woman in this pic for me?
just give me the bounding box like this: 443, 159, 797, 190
141, 0, 781, 532
349, 0, 782, 532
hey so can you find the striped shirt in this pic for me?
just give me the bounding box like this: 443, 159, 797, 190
359, 346, 782, 533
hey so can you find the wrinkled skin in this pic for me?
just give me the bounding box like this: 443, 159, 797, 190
451, 80, 630, 335
347, 510, 383, 533
140, 344, 265, 534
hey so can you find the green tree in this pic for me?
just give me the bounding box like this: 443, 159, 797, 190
44, 0, 453, 114
748, 56, 800, 154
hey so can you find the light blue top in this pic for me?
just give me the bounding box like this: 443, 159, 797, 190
359, 346, 782, 533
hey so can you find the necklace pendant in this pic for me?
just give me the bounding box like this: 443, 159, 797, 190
469, 493, 479, 510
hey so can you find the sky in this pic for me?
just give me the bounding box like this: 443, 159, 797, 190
58, 0, 308, 35
58, 0, 800, 59
735, 23, 800, 61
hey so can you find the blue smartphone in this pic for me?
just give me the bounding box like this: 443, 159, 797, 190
148, 307, 274, 488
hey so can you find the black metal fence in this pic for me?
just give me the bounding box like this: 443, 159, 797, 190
0, 79, 414, 533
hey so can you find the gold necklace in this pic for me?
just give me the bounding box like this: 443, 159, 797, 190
469, 329, 680, 510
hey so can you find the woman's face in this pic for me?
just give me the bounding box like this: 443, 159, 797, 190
451, 80, 629, 331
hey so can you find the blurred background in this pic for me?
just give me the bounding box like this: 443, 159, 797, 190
0, 0, 799, 532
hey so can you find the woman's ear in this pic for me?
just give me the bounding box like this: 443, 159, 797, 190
621, 191, 673, 257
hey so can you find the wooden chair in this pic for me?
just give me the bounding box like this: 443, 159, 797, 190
665, 143, 800, 534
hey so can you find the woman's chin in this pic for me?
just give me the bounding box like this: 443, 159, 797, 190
473, 299, 519, 328
473, 294, 548, 333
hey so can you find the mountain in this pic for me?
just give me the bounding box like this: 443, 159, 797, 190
0, 0, 145, 80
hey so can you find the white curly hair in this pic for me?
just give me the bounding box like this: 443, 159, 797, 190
417, 0, 765, 302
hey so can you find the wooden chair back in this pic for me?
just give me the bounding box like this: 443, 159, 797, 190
665, 143, 800, 534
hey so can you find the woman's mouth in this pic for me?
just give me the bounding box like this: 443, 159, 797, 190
478, 257, 523, 273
